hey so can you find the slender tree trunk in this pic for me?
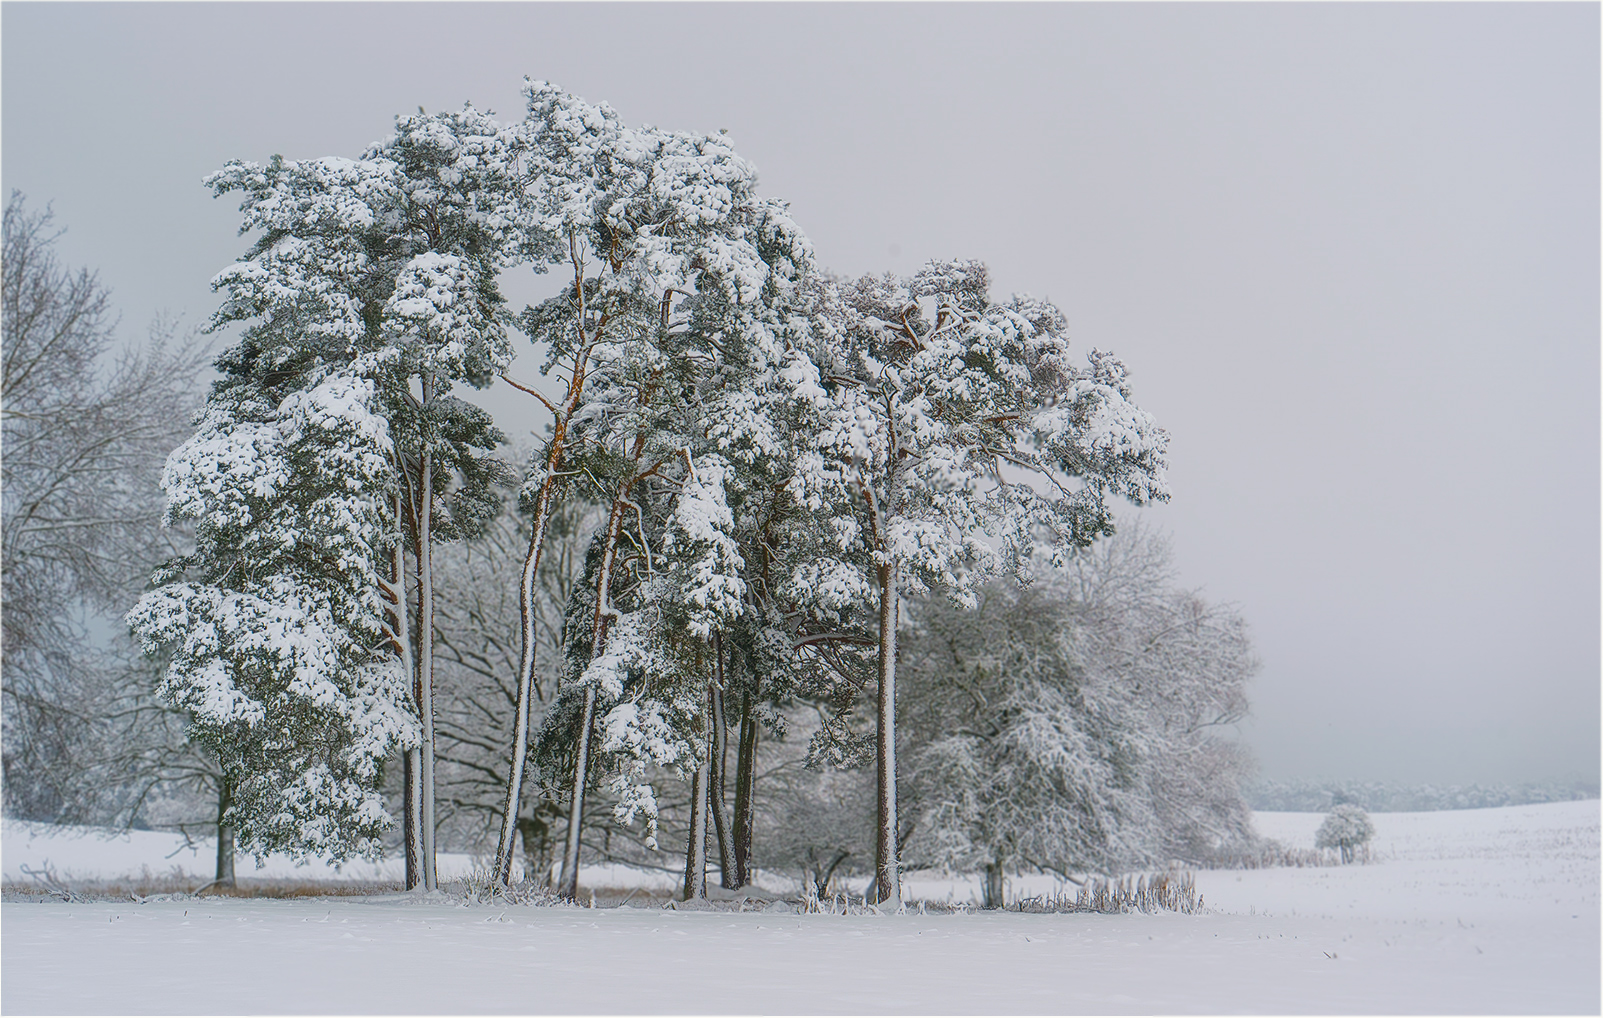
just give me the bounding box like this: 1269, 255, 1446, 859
874, 560, 901, 909
708, 638, 734, 888
558, 499, 626, 899
416, 373, 438, 892
731, 686, 758, 889
559, 685, 595, 899
213, 775, 235, 888
495, 247, 595, 887
682, 759, 708, 901
390, 498, 423, 891
983, 855, 1005, 910
492, 471, 558, 885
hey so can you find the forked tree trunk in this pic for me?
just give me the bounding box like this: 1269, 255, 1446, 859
873, 560, 901, 909
731, 687, 758, 888
495, 241, 598, 888
213, 776, 235, 887
682, 759, 709, 901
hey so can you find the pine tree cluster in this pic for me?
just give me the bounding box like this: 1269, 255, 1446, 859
126, 82, 1250, 904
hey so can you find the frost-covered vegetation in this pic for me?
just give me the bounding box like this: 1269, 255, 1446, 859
5, 82, 1275, 909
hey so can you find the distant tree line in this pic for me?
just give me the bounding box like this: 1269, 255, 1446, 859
1247, 779, 1598, 814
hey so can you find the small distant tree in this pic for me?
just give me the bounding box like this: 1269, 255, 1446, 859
1315, 803, 1375, 863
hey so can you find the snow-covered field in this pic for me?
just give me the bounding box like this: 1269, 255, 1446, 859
3, 801, 1597, 1014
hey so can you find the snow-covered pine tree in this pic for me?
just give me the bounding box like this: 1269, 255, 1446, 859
139, 105, 522, 880
364, 106, 522, 889
709, 316, 882, 889
793, 262, 1170, 907
532, 295, 774, 899
488, 80, 656, 886
127, 372, 415, 861
493, 82, 818, 897
583, 181, 835, 899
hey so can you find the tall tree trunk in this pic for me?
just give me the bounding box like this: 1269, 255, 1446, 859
682, 758, 708, 901
492, 470, 558, 885
493, 247, 596, 886
873, 560, 901, 909
390, 494, 423, 891
404, 749, 422, 889
558, 498, 626, 899
708, 638, 734, 888
213, 775, 235, 888
416, 372, 438, 892
731, 685, 758, 889
559, 685, 595, 899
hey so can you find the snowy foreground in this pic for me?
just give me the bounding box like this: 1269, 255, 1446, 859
3, 802, 1597, 1015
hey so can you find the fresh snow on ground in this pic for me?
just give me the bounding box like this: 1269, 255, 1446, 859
3, 801, 1597, 1014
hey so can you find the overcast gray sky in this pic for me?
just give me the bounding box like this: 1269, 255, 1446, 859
4, 2, 1597, 787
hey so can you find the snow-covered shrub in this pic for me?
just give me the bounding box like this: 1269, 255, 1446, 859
458, 864, 562, 907
1315, 803, 1376, 863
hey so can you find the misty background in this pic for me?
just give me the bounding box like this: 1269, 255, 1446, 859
2, 2, 1596, 789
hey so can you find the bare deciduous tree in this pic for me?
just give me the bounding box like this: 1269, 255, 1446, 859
429, 493, 600, 883
2, 192, 206, 822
